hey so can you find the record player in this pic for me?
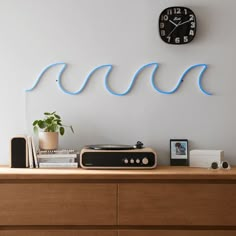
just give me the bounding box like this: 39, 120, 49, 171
80, 141, 157, 169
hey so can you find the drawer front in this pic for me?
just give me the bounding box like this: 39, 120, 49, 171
119, 230, 236, 236
118, 183, 236, 226
0, 230, 117, 236
0, 183, 116, 225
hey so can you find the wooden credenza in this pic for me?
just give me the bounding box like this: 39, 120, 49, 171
0, 166, 236, 235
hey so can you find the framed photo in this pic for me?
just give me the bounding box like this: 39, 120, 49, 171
170, 139, 189, 166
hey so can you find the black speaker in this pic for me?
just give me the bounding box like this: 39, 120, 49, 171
10, 136, 28, 168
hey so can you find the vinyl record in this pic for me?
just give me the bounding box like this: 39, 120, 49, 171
88, 144, 135, 150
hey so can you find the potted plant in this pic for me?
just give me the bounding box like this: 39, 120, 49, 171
33, 111, 74, 150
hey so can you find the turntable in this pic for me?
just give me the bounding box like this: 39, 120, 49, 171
80, 141, 157, 169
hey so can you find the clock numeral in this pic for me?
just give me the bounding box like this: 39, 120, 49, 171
184, 8, 188, 15
160, 22, 165, 29
167, 9, 172, 15
161, 15, 169, 21
163, 15, 168, 21
166, 36, 171, 43
161, 30, 166, 36
189, 30, 195, 36
175, 37, 180, 44
183, 36, 189, 43
189, 14, 194, 21
174, 8, 181, 14
191, 22, 196, 28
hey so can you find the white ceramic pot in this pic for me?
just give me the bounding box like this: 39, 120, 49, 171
39, 132, 59, 150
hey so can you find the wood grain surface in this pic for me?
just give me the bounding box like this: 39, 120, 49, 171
1, 166, 236, 180
119, 230, 236, 236
118, 183, 236, 226
0, 230, 117, 236
0, 183, 116, 225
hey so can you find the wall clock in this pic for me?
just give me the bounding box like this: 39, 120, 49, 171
159, 6, 197, 44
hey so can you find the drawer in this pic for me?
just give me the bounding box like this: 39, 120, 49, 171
119, 230, 236, 236
0, 183, 116, 225
118, 183, 236, 226
0, 230, 117, 236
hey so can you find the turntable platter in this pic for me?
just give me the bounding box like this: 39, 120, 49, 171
87, 144, 135, 150
87, 141, 144, 150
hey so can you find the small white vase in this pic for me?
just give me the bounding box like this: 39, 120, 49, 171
39, 132, 59, 150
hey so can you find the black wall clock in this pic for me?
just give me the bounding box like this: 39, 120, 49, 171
159, 6, 197, 44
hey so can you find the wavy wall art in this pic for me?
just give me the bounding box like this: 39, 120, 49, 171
25, 62, 212, 96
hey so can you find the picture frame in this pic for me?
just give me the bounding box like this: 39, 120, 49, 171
170, 139, 189, 166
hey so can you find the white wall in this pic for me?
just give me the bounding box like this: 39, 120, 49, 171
0, 0, 235, 165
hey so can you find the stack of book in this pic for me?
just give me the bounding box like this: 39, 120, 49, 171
26, 136, 78, 168
37, 149, 78, 168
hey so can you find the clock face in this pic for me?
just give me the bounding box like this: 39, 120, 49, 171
159, 6, 197, 44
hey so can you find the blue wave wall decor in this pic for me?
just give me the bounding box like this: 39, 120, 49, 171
25, 62, 212, 96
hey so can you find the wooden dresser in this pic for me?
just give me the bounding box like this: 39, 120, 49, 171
0, 166, 236, 236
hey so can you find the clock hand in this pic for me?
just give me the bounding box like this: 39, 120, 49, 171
169, 20, 178, 27
167, 20, 182, 37
178, 19, 192, 26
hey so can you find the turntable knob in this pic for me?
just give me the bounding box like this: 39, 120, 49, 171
142, 157, 149, 165
130, 159, 134, 164
124, 158, 129, 164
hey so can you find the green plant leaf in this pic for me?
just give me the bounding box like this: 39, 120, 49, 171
44, 112, 51, 115
53, 124, 58, 132
45, 118, 52, 124
55, 114, 60, 119
60, 127, 65, 135
32, 120, 38, 126
38, 120, 46, 129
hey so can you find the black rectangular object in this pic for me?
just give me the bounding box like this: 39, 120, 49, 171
170, 139, 189, 166
80, 147, 157, 169
10, 136, 28, 168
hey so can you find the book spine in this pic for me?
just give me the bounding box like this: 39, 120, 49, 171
37, 153, 77, 158
39, 162, 78, 168
27, 136, 34, 168
31, 137, 39, 168
38, 157, 77, 163
39, 149, 75, 154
